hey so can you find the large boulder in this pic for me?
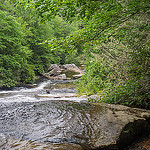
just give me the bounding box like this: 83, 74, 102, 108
42, 64, 63, 79
48, 64, 61, 76
57, 74, 67, 80
42, 73, 69, 80
88, 103, 150, 149
43, 64, 84, 79
62, 64, 84, 74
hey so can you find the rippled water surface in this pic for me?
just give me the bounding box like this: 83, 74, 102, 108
0, 79, 104, 150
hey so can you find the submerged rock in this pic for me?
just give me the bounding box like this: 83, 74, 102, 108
0, 134, 6, 147
73, 74, 83, 79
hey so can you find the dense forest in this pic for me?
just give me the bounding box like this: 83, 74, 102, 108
0, 0, 149, 109
0, 0, 79, 87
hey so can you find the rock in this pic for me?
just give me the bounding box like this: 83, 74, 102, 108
42, 73, 67, 80
73, 74, 83, 79
48, 64, 61, 76
36, 93, 77, 98
42, 74, 69, 80
62, 64, 84, 74
127, 136, 150, 150
87, 103, 150, 149
18, 83, 36, 88
46, 89, 51, 93
41, 74, 59, 79
0, 101, 149, 149
0, 134, 6, 147
42, 64, 85, 80
88, 94, 101, 102
42, 73, 51, 78
58, 74, 67, 80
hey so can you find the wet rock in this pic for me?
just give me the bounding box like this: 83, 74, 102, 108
0, 134, 6, 147
0, 101, 149, 150
18, 83, 36, 88
89, 103, 150, 149
36, 93, 77, 98
46, 89, 51, 93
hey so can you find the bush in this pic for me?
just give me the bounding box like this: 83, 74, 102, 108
76, 60, 110, 95
21, 64, 35, 84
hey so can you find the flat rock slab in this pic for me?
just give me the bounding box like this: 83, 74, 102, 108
36, 93, 77, 98
73, 74, 83, 79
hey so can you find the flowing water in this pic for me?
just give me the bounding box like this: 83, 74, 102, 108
1, 79, 148, 150
0, 79, 105, 150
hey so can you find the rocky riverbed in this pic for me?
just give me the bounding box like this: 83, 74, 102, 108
0, 79, 150, 150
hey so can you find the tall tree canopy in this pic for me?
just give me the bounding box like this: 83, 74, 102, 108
0, 8, 34, 88
1, 0, 149, 108
0, 0, 78, 88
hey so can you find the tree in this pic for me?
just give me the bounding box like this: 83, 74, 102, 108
20, 0, 150, 109
0, 0, 80, 89
14, 2, 79, 71
0, 8, 33, 88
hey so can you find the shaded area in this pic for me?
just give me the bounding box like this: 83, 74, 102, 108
125, 136, 150, 150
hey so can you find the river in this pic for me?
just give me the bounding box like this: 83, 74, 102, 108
0, 79, 149, 150
0, 79, 103, 150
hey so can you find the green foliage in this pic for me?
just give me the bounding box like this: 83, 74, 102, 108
0, 0, 79, 89
0, 8, 33, 88
101, 12, 150, 109
25, 0, 150, 109
21, 64, 35, 84
15, 4, 78, 71
65, 51, 81, 66
2, 0, 149, 109
76, 60, 110, 95
0, 67, 18, 89
102, 80, 150, 109
14, 5, 54, 73
49, 16, 77, 38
